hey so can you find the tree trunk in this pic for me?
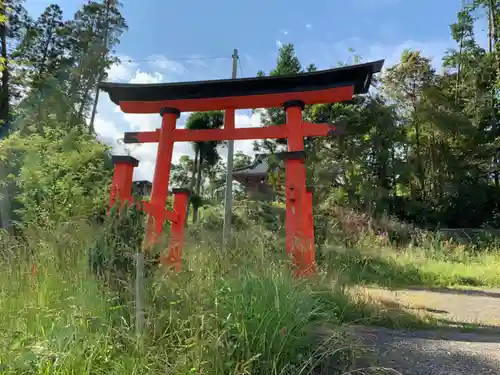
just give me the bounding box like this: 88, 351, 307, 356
488, 0, 500, 187
193, 146, 203, 223
184, 149, 198, 226
77, 77, 93, 120
0, 14, 9, 127
0, 14, 11, 231
412, 81, 424, 199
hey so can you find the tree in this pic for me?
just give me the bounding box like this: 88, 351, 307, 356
234, 151, 253, 169
67, 0, 127, 127
14, 4, 72, 127
382, 50, 436, 199
0, 0, 30, 230
185, 111, 224, 222
254, 44, 303, 153
0, 0, 127, 231
0, 0, 30, 129
171, 155, 194, 188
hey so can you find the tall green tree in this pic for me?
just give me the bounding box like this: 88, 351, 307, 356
0, 0, 30, 130
382, 50, 436, 199
185, 111, 224, 222
67, 0, 127, 126
15, 4, 73, 127
171, 155, 194, 189
254, 44, 303, 153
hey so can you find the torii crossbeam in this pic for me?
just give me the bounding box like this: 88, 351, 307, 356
101, 59, 384, 276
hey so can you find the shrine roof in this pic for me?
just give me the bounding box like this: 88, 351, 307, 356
99, 59, 384, 113
133, 180, 152, 186
233, 154, 269, 177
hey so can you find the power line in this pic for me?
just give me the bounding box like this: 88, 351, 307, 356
123, 56, 232, 64
237, 56, 244, 78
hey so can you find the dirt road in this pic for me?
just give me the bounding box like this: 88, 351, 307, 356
352, 287, 500, 374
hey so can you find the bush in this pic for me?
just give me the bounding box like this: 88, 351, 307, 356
88, 202, 148, 289
0, 124, 111, 230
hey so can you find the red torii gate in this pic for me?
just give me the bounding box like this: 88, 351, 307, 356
100, 59, 384, 276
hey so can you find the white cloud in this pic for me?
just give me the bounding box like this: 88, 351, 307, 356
222, 110, 264, 161
276, 40, 283, 49
106, 55, 138, 82
365, 39, 457, 70
235, 110, 262, 129
147, 55, 186, 74
94, 117, 126, 154
185, 58, 209, 69
280, 29, 289, 35
305, 24, 313, 30
129, 70, 164, 84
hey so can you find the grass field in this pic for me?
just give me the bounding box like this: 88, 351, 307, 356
322, 241, 500, 289
0, 217, 499, 374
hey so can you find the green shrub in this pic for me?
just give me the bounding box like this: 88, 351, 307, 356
0, 125, 111, 230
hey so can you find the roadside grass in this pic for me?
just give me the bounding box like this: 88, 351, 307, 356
317, 204, 500, 289
322, 239, 500, 289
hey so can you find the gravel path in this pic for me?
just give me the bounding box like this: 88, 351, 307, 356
350, 287, 500, 374
365, 287, 500, 327
352, 325, 500, 374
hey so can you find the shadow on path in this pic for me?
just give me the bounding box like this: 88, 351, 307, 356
351, 325, 500, 375
399, 285, 500, 299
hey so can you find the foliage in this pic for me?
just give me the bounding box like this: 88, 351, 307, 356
0, 222, 457, 375
0, 123, 111, 228
0, 0, 127, 230
185, 110, 224, 222
254, 44, 303, 152
170, 154, 194, 188
239, 4, 500, 229
88, 201, 147, 286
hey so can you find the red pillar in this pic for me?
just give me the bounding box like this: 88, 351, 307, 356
146, 107, 180, 248
283, 100, 310, 277
109, 155, 139, 210
162, 188, 190, 271
304, 186, 316, 274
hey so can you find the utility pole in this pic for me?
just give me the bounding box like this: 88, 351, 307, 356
222, 49, 238, 246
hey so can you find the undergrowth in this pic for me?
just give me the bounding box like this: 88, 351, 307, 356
0, 217, 409, 375
313, 204, 500, 288
1, 202, 499, 374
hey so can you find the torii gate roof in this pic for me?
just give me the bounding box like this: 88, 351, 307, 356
99, 60, 384, 114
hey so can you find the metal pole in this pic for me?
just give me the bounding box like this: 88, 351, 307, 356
135, 252, 145, 337
222, 49, 238, 247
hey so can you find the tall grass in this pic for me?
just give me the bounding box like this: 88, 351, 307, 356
320, 238, 500, 289
0, 222, 383, 375
2, 203, 498, 374
317, 205, 500, 288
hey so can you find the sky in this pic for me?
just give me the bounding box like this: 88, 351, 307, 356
25, 0, 488, 181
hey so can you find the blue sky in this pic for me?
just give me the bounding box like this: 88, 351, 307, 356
26, 0, 486, 180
